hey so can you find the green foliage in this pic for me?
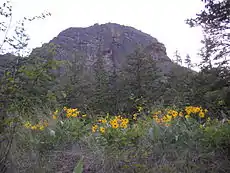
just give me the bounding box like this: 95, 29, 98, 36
173, 50, 182, 65
184, 54, 192, 69
0, 56, 60, 115
55, 118, 90, 143
186, 0, 230, 65
59, 51, 92, 109
0, 2, 52, 171
6, 105, 230, 173
73, 157, 84, 173
163, 65, 194, 107
120, 47, 161, 111
91, 55, 111, 113
188, 67, 230, 117
1, 1, 230, 172
182, 0, 230, 120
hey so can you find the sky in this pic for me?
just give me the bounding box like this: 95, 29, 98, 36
4, 0, 204, 65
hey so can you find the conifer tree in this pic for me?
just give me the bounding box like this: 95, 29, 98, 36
121, 47, 160, 110
61, 51, 91, 109
173, 50, 182, 65
186, 0, 230, 67
91, 54, 110, 113
184, 54, 192, 69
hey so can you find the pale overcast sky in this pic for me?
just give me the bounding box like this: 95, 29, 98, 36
7, 0, 204, 65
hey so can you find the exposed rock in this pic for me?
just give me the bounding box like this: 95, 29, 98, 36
33, 23, 174, 73
0, 53, 17, 76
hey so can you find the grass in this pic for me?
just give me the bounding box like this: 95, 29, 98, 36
4, 106, 230, 173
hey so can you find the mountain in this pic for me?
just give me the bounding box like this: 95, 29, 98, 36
0, 53, 17, 76
0, 23, 195, 113
32, 23, 178, 73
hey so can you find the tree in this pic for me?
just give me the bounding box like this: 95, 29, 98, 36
91, 54, 111, 113
185, 0, 230, 117
106, 36, 121, 114
198, 36, 214, 70
186, 0, 230, 118
0, 1, 51, 171
184, 54, 192, 69
186, 0, 230, 67
121, 47, 160, 111
188, 67, 230, 117
60, 51, 92, 110
164, 65, 195, 107
173, 50, 182, 65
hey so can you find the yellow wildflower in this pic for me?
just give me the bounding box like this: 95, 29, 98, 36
171, 110, 178, 118
133, 114, 137, 120
120, 123, 128, 129
71, 113, 78, 117
31, 125, 37, 130
154, 111, 162, 115
39, 125, 45, 131
199, 111, 205, 118
112, 123, 119, 129
195, 107, 201, 113
122, 118, 129, 124
162, 115, 172, 122
54, 110, 58, 115
110, 119, 118, 126
185, 115, 191, 119
101, 119, 107, 124
82, 114, 87, 117
72, 108, 78, 112
43, 120, 48, 127
156, 118, 162, 124
24, 121, 32, 128
153, 115, 158, 119
92, 124, 98, 133
179, 112, 183, 117
52, 115, 57, 120
99, 127, 105, 133
92, 127, 96, 133
137, 106, 143, 112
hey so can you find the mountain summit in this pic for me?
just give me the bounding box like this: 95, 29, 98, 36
32, 23, 179, 73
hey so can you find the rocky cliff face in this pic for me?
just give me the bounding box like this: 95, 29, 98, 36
0, 53, 17, 76
33, 23, 176, 73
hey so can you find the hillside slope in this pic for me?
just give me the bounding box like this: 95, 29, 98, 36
32, 23, 180, 73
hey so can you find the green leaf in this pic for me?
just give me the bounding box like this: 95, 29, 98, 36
73, 157, 84, 173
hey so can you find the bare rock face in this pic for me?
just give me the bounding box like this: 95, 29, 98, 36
33, 23, 175, 73
0, 53, 17, 76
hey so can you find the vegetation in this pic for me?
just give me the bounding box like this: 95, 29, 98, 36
186, 0, 230, 115
5, 105, 230, 172
0, 0, 229, 172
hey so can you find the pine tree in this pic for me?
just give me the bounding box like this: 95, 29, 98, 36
106, 36, 120, 114
184, 54, 192, 69
60, 51, 91, 109
186, 0, 230, 67
198, 36, 214, 70
121, 47, 160, 110
186, 0, 230, 117
173, 50, 182, 65
91, 55, 110, 113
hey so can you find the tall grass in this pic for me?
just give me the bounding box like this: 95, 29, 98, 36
5, 106, 230, 173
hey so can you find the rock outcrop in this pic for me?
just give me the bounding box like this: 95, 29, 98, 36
35, 23, 174, 72
28, 22, 189, 76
